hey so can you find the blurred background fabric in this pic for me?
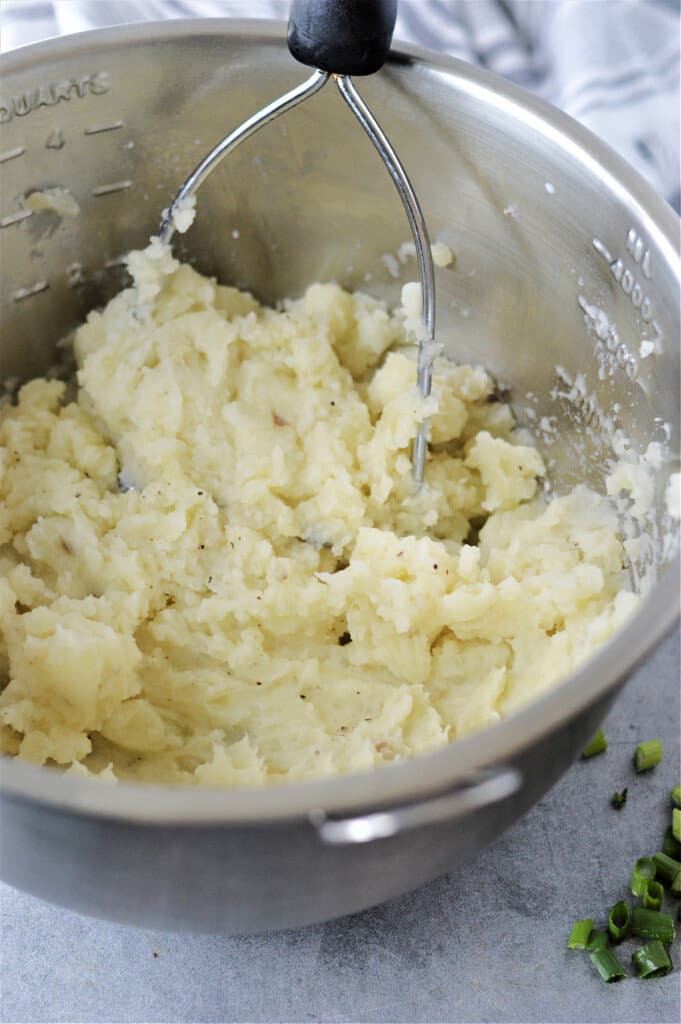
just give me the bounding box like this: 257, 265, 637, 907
1, 0, 679, 208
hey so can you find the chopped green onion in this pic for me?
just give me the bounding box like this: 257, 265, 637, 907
587, 929, 609, 952
670, 870, 681, 898
582, 729, 607, 758
632, 940, 672, 979
632, 907, 676, 944
590, 949, 626, 983
611, 787, 628, 810
642, 880, 664, 911
662, 825, 681, 859
608, 901, 631, 942
634, 739, 663, 772
652, 851, 681, 883
671, 784, 681, 809
631, 857, 656, 897
673, 808, 681, 843
568, 918, 594, 949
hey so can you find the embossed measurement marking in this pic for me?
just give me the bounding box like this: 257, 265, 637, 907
84, 120, 125, 135
14, 281, 49, 302
45, 128, 65, 149
92, 180, 133, 196
578, 294, 638, 379
0, 72, 111, 123
66, 263, 85, 287
592, 238, 612, 262
0, 146, 25, 163
625, 228, 651, 278
0, 209, 33, 228
592, 230, 662, 345
553, 364, 605, 431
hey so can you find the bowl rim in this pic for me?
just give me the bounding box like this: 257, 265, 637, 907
0, 18, 679, 824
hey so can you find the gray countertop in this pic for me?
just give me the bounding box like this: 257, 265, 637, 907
2, 631, 679, 1024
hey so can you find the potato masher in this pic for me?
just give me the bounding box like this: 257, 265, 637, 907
160, 0, 436, 485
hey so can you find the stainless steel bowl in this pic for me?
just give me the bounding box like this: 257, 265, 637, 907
0, 20, 679, 934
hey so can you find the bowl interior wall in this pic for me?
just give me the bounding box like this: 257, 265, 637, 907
1, 28, 678, 570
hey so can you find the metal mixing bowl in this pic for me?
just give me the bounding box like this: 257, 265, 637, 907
0, 20, 679, 934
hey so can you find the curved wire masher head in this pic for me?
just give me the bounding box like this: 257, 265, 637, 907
160, 70, 435, 485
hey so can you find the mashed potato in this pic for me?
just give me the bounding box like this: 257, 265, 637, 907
0, 244, 637, 785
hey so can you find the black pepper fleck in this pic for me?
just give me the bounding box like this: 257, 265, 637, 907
338, 631, 352, 646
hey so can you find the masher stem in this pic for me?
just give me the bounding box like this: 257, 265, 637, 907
160, 66, 434, 486
334, 74, 435, 486
159, 69, 330, 244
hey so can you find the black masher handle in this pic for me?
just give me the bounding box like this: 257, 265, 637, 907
288, 0, 398, 76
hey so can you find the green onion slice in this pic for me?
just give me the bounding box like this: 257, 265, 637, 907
650, 855, 681, 897
671, 784, 681, 809
662, 825, 681, 859
568, 918, 594, 949
652, 851, 681, 883
673, 808, 681, 843
608, 901, 631, 942
590, 949, 626, 983
587, 929, 609, 952
632, 940, 672, 979
642, 880, 664, 911
634, 739, 663, 772
611, 787, 628, 810
632, 907, 676, 944
631, 857, 657, 897
582, 730, 607, 758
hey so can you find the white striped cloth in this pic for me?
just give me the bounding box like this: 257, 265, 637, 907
1, 0, 679, 208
